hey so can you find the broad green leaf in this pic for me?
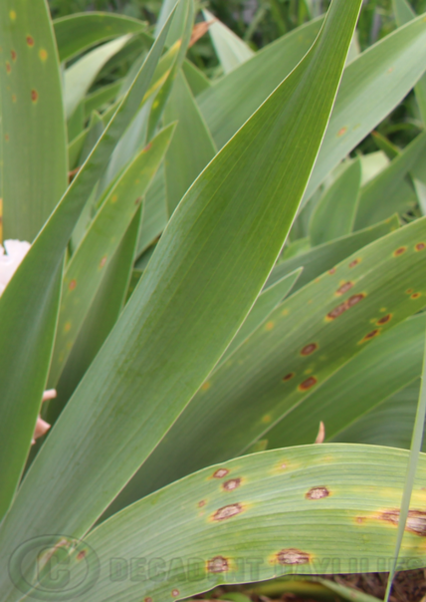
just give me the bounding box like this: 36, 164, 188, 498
30, 445, 426, 602
335, 380, 423, 449
137, 164, 168, 254
53, 12, 146, 63
49, 125, 174, 386
309, 159, 361, 245
78, 111, 105, 166
303, 14, 426, 202
46, 208, 143, 428
355, 132, 426, 230
0, 0, 362, 576
84, 80, 123, 118
360, 150, 390, 185
67, 100, 85, 142
0, 0, 68, 242
164, 70, 216, 215
198, 18, 323, 149
110, 217, 426, 508
266, 314, 425, 448
0, 8, 174, 525
266, 216, 400, 294
64, 35, 131, 120
393, 0, 426, 124
182, 59, 211, 96
203, 9, 254, 74
221, 269, 302, 363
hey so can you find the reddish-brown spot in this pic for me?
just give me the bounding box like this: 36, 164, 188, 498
283, 372, 295, 382
212, 503, 243, 521
377, 314, 392, 325
31, 89, 38, 102
380, 509, 426, 537
412, 293, 421, 299
276, 548, 310, 565
223, 478, 241, 492
306, 487, 329, 500
298, 377, 318, 391
394, 247, 407, 256
198, 500, 206, 508
69, 279, 77, 291
207, 556, 229, 573
347, 294, 365, 307
10, 49, 16, 61
145, 598, 152, 602
301, 343, 318, 356
99, 256, 107, 268
76, 550, 86, 561
327, 302, 347, 320
349, 258, 361, 268
5, 61, 11, 73
328, 268, 336, 275
26, 36, 34, 47
213, 468, 229, 479
416, 243, 426, 251
4, 134, 9, 142
406, 289, 414, 294
135, 196, 142, 205
172, 589, 179, 597
362, 329, 380, 342
336, 281, 354, 295
337, 127, 348, 137
143, 143, 152, 152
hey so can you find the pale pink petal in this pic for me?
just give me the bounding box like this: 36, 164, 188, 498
32, 417, 51, 444
42, 389, 57, 402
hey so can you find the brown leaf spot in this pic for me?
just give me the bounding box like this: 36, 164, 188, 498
328, 268, 336, 275
361, 329, 380, 343
135, 196, 142, 205
145, 598, 152, 602
5, 61, 11, 74
201, 381, 211, 391
26, 36, 34, 47
198, 500, 206, 508
76, 550, 86, 561
394, 247, 407, 256
416, 243, 426, 251
337, 127, 348, 137
349, 258, 361, 268
207, 556, 229, 573
406, 289, 414, 294
99, 256, 107, 268
347, 293, 366, 307
69, 279, 77, 291
306, 487, 329, 500
31, 89, 38, 103
336, 281, 354, 296
298, 376, 318, 391
380, 509, 426, 536
327, 302, 347, 320
282, 372, 295, 382
412, 293, 422, 299
11, 94, 16, 103
377, 314, 392, 325
276, 548, 310, 565
10, 49, 16, 61
301, 343, 318, 356
265, 321, 275, 331
212, 503, 243, 521
143, 143, 152, 152
4, 134, 9, 142
213, 468, 229, 479
223, 478, 241, 492
172, 589, 179, 597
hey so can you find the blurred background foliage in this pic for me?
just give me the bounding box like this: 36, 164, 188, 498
48, 0, 426, 149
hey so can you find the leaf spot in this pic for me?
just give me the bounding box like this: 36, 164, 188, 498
301, 343, 318, 356
76, 550, 86, 561
360, 329, 380, 343
31, 89, 38, 103
306, 486, 329, 500
201, 381, 211, 391
212, 503, 243, 521
223, 478, 241, 492
349, 258, 361, 268
265, 321, 274, 331
213, 468, 229, 479
198, 500, 206, 508
64, 322, 71, 333
377, 314, 392, 325
9, 10, 16, 21
207, 556, 229, 573
5, 62, 11, 74
276, 548, 310, 565
337, 127, 347, 137
412, 292, 422, 299
171, 589, 179, 597
282, 372, 295, 382
26, 36, 34, 47
69, 279, 77, 291
394, 247, 407, 257
99, 256, 107, 268
328, 268, 336, 275
336, 281, 353, 296
10, 49, 16, 61
327, 293, 365, 321
39, 48, 48, 61
380, 509, 426, 536
298, 376, 317, 391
